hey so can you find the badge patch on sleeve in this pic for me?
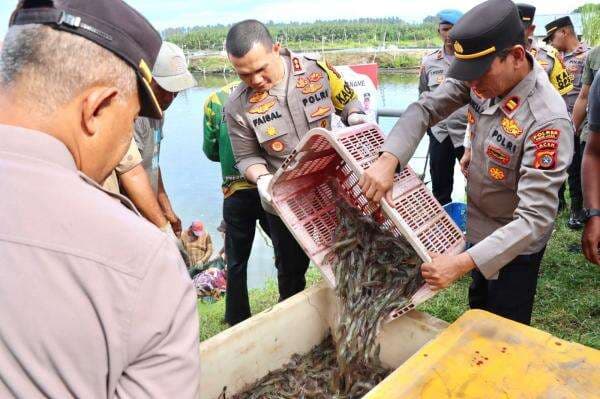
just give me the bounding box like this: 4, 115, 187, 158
488, 167, 506, 180
270, 140, 284, 152
531, 129, 560, 144
249, 91, 268, 104
535, 140, 558, 151
534, 150, 556, 169
501, 117, 523, 137
486, 145, 511, 165
248, 99, 276, 115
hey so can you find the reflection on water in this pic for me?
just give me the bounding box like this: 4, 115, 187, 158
160, 72, 465, 289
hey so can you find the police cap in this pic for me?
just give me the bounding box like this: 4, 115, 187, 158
10, 0, 163, 119
448, 0, 524, 81
543, 16, 574, 43
516, 3, 536, 27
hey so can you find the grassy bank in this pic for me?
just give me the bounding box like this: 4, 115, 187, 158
198, 211, 599, 348
188, 50, 424, 75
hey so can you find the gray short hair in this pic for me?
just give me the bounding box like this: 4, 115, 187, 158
0, 25, 137, 114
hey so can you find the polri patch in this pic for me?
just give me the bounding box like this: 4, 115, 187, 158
534, 150, 556, 169
488, 167, 506, 181
486, 145, 511, 165
501, 117, 523, 137
531, 129, 560, 144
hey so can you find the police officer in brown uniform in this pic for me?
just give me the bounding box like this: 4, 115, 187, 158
419, 9, 467, 205
225, 20, 364, 301
360, 0, 574, 325
0, 1, 200, 397
544, 16, 590, 229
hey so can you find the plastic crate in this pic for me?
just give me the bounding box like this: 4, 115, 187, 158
270, 122, 466, 320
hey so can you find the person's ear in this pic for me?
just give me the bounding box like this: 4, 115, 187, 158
511, 45, 527, 67
81, 87, 119, 136
273, 42, 281, 54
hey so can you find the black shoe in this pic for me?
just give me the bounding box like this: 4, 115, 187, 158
567, 209, 584, 230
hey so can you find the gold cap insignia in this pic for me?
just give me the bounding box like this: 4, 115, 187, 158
454, 41, 464, 54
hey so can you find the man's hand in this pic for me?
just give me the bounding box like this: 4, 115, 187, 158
359, 152, 399, 203
257, 174, 274, 204
165, 212, 182, 237
460, 148, 471, 178
582, 217, 600, 265
347, 113, 367, 126
421, 252, 476, 290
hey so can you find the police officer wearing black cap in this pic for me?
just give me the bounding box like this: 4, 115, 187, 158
360, 0, 574, 325
419, 9, 467, 205
545, 16, 590, 230
0, 1, 200, 397
516, 3, 573, 96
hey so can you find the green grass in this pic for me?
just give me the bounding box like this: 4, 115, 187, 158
198, 211, 599, 348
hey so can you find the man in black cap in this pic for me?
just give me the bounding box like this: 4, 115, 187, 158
545, 16, 590, 230
516, 3, 573, 97
0, 1, 200, 397
419, 9, 467, 205
360, 0, 573, 325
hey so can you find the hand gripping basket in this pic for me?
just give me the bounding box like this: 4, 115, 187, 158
269, 122, 466, 320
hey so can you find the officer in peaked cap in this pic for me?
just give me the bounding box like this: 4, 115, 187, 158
0, 0, 201, 397
360, 0, 574, 325
419, 9, 467, 206
516, 3, 573, 96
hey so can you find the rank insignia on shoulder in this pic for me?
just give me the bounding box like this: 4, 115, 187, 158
296, 77, 309, 89
301, 82, 323, 95
266, 126, 278, 137
467, 109, 476, 124
270, 140, 284, 152
488, 167, 506, 181
248, 99, 276, 114
531, 129, 560, 144
502, 96, 520, 114
249, 91, 268, 104
308, 72, 323, 82
320, 119, 328, 128
534, 150, 556, 169
486, 145, 511, 165
501, 117, 523, 137
311, 106, 331, 118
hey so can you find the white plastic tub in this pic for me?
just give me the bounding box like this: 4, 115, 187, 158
199, 283, 448, 398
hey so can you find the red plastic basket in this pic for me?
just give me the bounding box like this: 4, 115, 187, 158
270, 122, 466, 320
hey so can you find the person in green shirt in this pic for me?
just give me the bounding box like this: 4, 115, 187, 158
203, 81, 274, 325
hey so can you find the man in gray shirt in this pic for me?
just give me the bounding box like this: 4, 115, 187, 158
0, 1, 200, 398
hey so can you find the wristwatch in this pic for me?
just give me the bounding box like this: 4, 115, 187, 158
582, 208, 600, 222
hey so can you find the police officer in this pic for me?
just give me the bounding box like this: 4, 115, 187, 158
544, 17, 590, 229
517, 4, 573, 96
360, 0, 573, 325
225, 20, 365, 301
420, 9, 467, 205
0, 1, 200, 397
203, 81, 277, 325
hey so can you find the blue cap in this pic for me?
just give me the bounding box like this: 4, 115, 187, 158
437, 9, 463, 25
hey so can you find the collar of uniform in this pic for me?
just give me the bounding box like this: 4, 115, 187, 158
565, 42, 589, 58
436, 48, 444, 60
0, 124, 77, 171
267, 55, 289, 97
486, 53, 538, 118
78, 171, 142, 216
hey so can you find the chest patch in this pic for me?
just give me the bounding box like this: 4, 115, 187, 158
501, 117, 523, 138
249, 91, 268, 103
248, 99, 276, 115
486, 145, 511, 165
491, 130, 518, 154
488, 167, 506, 181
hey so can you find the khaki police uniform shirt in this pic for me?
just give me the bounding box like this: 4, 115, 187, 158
419, 47, 467, 148
102, 137, 143, 194
382, 58, 574, 279
0, 125, 201, 398
530, 42, 573, 96
562, 43, 590, 114
226, 48, 363, 175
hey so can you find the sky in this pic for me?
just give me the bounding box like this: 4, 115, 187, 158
0, 0, 592, 38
